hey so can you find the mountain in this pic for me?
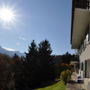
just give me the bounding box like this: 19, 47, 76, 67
0, 46, 25, 57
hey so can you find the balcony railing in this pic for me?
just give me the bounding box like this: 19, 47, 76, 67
87, 0, 90, 9
71, 0, 90, 43
73, 0, 90, 9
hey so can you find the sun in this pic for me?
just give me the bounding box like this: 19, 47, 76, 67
0, 6, 15, 23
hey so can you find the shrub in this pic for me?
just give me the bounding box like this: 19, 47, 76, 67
60, 70, 72, 84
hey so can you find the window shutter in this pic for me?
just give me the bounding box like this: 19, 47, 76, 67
85, 60, 87, 78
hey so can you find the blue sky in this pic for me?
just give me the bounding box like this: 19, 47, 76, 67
0, 0, 74, 55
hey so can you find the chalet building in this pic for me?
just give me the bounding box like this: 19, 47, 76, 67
71, 0, 90, 89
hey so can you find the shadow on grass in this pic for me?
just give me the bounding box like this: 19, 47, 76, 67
34, 80, 59, 89
68, 80, 84, 85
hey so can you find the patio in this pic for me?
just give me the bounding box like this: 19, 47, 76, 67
66, 73, 86, 90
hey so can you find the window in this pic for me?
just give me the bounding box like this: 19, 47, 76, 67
81, 62, 83, 70
86, 34, 89, 44
83, 29, 89, 46
78, 27, 90, 55
85, 60, 87, 78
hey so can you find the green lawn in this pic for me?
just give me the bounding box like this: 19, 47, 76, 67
36, 80, 66, 90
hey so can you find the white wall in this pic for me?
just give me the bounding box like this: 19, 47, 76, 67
79, 43, 90, 90
80, 44, 90, 63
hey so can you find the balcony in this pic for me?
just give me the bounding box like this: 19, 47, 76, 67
73, 0, 90, 9
71, 0, 90, 49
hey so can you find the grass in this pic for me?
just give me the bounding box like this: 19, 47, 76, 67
36, 80, 66, 90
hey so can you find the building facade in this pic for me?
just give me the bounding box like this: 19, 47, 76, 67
71, 0, 90, 89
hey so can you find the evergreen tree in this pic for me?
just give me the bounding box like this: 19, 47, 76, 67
62, 52, 79, 64
26, 40, 38, 63
24, 40, 39, 87
24, 40, 57, 88
38, 40, 56, 82
12, 54, 24, 89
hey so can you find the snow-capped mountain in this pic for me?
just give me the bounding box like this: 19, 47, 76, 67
0, 46, 25, 57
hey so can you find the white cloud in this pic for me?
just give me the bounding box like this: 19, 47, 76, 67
2, 47, 15, 51
19, 36, 26, 41
16, 42, 20, 46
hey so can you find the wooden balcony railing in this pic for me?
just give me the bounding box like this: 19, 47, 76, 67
72, 0, 90, 9
71, 0, 90, 44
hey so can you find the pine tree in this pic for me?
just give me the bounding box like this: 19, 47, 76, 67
26, 40, 38, 63
38, 40, 55, 82
24, 40, 39, 87
24, 40, 57, 88
12, 54, 24, 89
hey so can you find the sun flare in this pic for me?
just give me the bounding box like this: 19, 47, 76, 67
0, 7, 15, 23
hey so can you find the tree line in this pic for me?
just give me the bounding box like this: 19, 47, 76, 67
0, 40, 78, 90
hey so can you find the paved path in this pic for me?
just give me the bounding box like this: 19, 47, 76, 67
66, 73, 86, 90
66, 80, 86, 90
66, 82, 81, 90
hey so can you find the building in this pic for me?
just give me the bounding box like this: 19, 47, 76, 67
71, 0, 90, 89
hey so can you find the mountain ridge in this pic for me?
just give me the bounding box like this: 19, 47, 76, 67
0, 46, 25, 57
